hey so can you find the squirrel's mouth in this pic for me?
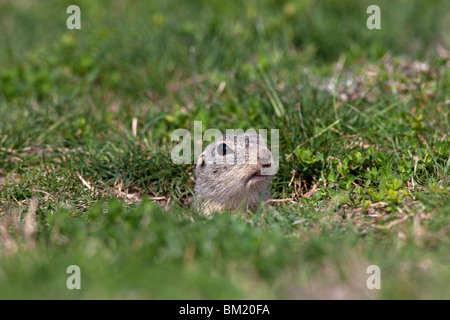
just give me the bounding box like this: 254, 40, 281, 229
245, 169, 270, 186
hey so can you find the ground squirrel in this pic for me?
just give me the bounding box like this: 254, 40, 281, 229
194, 132, 274, 215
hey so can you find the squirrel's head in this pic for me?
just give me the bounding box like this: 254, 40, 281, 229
195, 132, 275, 192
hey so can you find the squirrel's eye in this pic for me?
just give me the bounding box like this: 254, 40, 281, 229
218, 143, 231, 156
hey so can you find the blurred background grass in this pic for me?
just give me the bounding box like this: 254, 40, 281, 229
0, 0, 449, 299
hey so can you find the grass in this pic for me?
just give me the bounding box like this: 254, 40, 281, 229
0, 0, 449, 299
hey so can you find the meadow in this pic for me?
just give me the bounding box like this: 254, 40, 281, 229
0, 0, 449, 299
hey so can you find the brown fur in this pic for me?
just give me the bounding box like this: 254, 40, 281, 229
194, 132, 274, 215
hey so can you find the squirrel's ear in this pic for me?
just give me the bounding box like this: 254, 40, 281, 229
197, 153, 205, 169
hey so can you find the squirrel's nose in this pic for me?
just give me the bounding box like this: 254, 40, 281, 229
259, 147, 272, 167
